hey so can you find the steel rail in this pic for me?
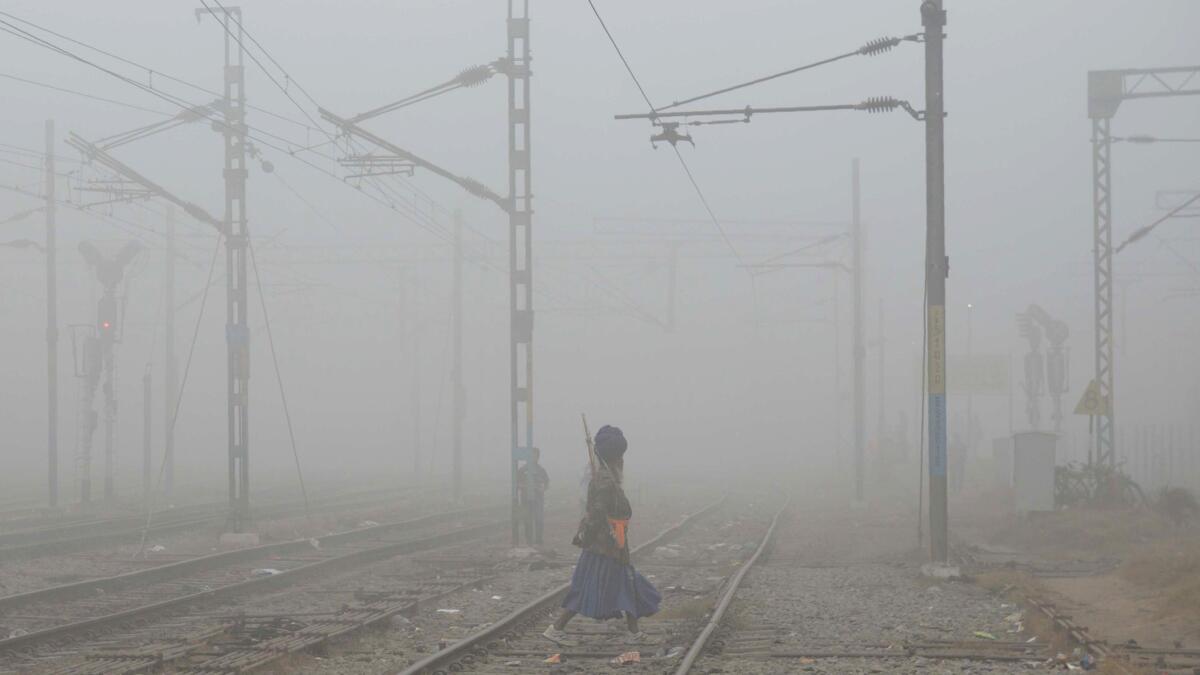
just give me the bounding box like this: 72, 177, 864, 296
673, 500, 788, 675
0, 506, 491, 612
398, 495, 729, 675
0, 509, 503, 653
0, 486, 424, 559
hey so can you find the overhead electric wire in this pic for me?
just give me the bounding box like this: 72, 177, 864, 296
0, 155, 77, 178
0, 70, 170, 116
198, 0, 331, 141
181, 1, 495, 251
656, 34, 917, 112
0, 10, 321, 133
670, 147, 750, 271
195, 0, 484, 253
136, 234, 222, 557
584, 0, 748, 271
271, 171, 341, 234
1156, 234, 1200, 277
0, 182, 158, 243
348, 64, 497, 124
2, 9, 496, 277
0, 139, 78, 163
585, 0, 655, 111
206, 0, 325, 112
248, 237, 314, 532
1115, 190, 1200, 253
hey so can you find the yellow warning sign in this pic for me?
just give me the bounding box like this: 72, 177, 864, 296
1074, 379, 1110, 416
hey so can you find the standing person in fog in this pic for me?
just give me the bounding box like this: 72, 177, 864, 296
544, 425, 660, 645
516, 447, 549, 545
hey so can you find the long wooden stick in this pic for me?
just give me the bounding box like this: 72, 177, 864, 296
582, 414, 597, 477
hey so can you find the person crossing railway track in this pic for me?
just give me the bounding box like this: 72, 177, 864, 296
543, 424, 661, 646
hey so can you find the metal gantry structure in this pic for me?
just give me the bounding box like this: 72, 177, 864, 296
506, 0, 535, 546
1086, 65, 1200, 469
199, 5, 254, 533
320, 1, 534, 543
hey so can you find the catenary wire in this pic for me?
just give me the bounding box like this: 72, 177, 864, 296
583, 0, 748, 272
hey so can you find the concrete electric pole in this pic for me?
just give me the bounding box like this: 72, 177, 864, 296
45, 119, 59, 509
922, 0, 949, 564
142, 365, 151, 507
851, 159, 866, 505
452, 211, 465, 502
877, 299, 885, 461
164, 206, 177, 496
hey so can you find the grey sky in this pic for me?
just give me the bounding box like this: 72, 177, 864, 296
1, 1, 1197, 497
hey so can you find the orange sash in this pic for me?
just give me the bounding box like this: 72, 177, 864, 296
608, 517, 629, 549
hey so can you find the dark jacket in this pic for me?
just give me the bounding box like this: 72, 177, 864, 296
572, 468, 632, 562
516, 462, 549, 500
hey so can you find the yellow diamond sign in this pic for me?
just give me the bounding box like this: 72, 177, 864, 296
1074, 379, 1110, 416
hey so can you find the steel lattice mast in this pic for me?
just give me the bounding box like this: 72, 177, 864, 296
506, 0, 534, 546
318, 3, 535, 543
195, 5, 253, 532
1086, 66, 1200, 469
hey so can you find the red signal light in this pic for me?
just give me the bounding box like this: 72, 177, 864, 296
101, 321, 112, 330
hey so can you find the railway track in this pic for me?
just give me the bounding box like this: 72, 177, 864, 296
0, 508, 503, 673
15, 492, 707, 675
391, 495, 782, 675
0, 486, 423, 561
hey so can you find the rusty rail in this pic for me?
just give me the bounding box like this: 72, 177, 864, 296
0, 508, 501, 654
673, 500, 787, 674
398, 495, 729, 675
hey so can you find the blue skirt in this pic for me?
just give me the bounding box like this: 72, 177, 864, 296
561, 550, 661, 620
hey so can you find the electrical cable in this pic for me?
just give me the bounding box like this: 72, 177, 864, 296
1115, 191, 1200, 253
3, 11, 497, 285
0, 139, 78, 163
585, 0, 655, 112
135, 233, 222, 558
671, 146, 749, 271
656, 34, 918, 112
270, 170, 341, 234
1155, 234, 1200, 277
584, 0, 748, 272
0, 10, 321, 133
0, 182, 159, 243
198, 0, 332, 142
248, 237, 314, 532
0, 70, 169, 116
193, 2, 496, 249
0, 19, 342, 166
205, 0, 326, 113
0, 155, 76, 178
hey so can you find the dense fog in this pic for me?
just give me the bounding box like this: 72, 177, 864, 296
1, 0, 1198, 508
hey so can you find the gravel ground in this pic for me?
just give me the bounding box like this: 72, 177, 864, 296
281, 490, 722, 674
318, 495, 779, 675
7, 488, 703, 674
693, 508, 1052, 674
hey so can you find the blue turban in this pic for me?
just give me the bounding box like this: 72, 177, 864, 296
594, 425, 627, 462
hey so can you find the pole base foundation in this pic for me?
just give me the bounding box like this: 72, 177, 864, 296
218, 532, 261, 548
920, 562, 962, 579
